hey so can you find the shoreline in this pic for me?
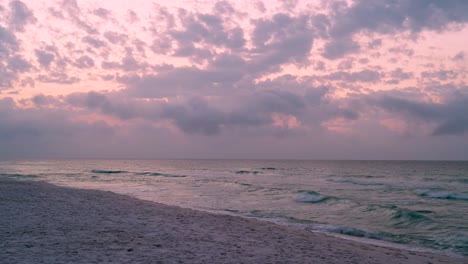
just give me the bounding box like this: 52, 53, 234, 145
1, 179, 465, 264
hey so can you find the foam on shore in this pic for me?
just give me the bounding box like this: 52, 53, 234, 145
0, 179, 465, 264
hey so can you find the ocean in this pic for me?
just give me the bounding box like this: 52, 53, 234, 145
1, 159, 467, 256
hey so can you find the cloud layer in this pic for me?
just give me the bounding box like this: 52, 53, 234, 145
0, 0, 467, 159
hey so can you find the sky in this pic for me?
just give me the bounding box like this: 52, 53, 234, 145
0, 0, 467, 160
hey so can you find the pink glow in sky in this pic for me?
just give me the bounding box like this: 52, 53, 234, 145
0, 0, 467, 159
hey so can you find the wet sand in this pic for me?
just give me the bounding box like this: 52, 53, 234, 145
0, 179, 465, 264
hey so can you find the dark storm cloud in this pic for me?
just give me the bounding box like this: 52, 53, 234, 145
8, 0, 36, 32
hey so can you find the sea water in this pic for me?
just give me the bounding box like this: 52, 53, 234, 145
1, 160, 467, 256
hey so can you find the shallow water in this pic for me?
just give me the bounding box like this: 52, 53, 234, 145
1, 160, 467, 256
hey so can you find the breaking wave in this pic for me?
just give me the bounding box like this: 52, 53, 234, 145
307, 224, 398, 242
294, 191, 331, 203
416, 189, 468, 201
135, 172, 187, 178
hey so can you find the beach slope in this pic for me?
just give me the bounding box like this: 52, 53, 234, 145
0, 179, 464, 264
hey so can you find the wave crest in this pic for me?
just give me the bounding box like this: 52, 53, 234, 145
416, 189, 468, 201
91, 170, 127, 174
294, 191, 331, 203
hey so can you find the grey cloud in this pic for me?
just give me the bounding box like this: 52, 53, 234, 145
168, 11, 246, 55
34, 49, 55, 67
173, 44, 212, 62
371, 88, 468, 135
358, 58, 369, 64
322, 37, 359, 59
104, 31, 128, 45
453, 51, 464, 61
391, 68, 413, 80
280, 0, 299, 10
127, 10, 139, 23
162, 90, 306, 135
93, 8, 111, 19
65, 86, 319, 136
387, 68, 413, 84
321, 1, 468, 59
82, 36, 106, 49
61, 0, 98, 34
254, 1, 266, 13
213, 1, 236, 15
67, 92, 138, 120
0, 97, 117, 159
330, 0, 468, 38
7, 55, 31, 73
27, 94, 61, 108
367, 39, 382, 49
0, 26, 18, 56
0, 65, 15, 88
326, 69, 381, 83
100, 74, 114, 81
388, 46, 414, 57
209, 53, 245, 69
48, 7, 64, 19
163, 98, 225, 135
20, 77, 34, 87
102, 50, 147, 72
74, 55, 94, 68
126, 67, 244, 98
421, 70, 458, 81
249, 13, 313, 73
337, 59, 354, 70
311, 14, 331, 38
8, 1, 36, 32
0, 26, 22, 88
37, 72, 80, 84
151, 35, 173, 54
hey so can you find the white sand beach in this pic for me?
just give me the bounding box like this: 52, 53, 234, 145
0, 179, 465, 264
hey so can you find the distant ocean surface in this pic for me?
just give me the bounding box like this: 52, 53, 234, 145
1, 160, 467, 256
